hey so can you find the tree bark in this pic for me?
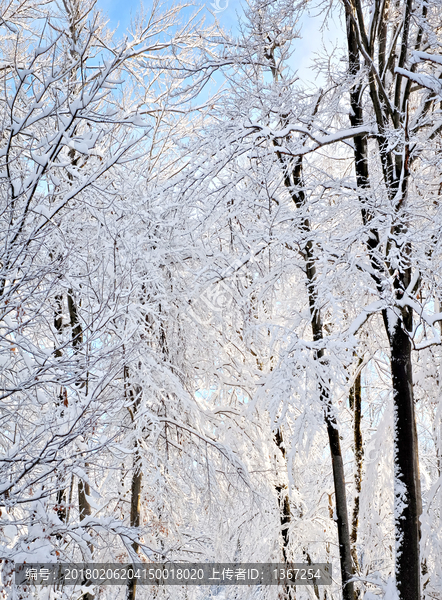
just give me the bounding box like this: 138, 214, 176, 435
78, 476, 92, 523
125, 366, 143, 600
126, 441, 142, 600
274, 428, 295, 600
349, 365, 363, 574
67, 289, 94, 541
78, 474, 94, 600
275, 429, 291, 563
67, 290, 94, 599
54, 294, 68, 527
385, 310, 421, 600
325, 408, 355, 600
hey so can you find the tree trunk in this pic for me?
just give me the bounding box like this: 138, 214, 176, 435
67, 291, 94, 598
274, 429, 295, 600
67, 289, 94, 549
386, 310, 421, 600
78, 473, 94, 600
54, 294, 68, 528
349, 364, 363, 573
126, 443, 142, 600
125, 367, 143, 600
78, 476, 92, 523
325, 409, 355, 600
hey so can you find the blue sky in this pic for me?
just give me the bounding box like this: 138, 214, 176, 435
97, 0, 243, 38
96, 0, 345, 86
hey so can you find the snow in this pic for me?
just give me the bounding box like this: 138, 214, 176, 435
33, 205, 51, 218
395, 66, 442, 96
34, 46, 49, 57
347, 300, 385, 338
412, 50, 442, 66
31, 151, 51, 167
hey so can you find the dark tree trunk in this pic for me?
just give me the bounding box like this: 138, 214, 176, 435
67, 289, 94, 549
78, 474, 94, 600
126, 442, 142, 600
67, 290, 83, 352
274, 429, 295, 600
125, 367, 143, 600
54, 294, 68, 527
130, 441, 142, 557
349, 366, 363, 573
386, 309, 421, 600
67, 290, 94, 599
274, 429, 291, 562
264, 34, 354, 598
78, 477, 92, 521
325, 411, 355, 600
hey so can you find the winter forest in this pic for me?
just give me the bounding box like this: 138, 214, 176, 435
1, 0, 442, 598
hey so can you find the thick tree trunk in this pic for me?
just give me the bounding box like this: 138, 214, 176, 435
310, 298, 354, 600
385, 310, 421, 600
274, 429, 291, 563
130, 446, 142, 555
